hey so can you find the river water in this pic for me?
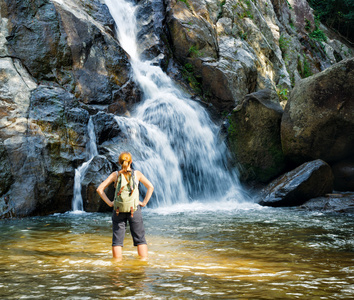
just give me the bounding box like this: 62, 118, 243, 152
1, 203, 353, 299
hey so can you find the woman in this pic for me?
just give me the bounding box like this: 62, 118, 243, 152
96, 152, 154, 260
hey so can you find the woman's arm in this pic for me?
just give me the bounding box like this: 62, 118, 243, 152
96, 172, 117, 207
135, 171, 154, 207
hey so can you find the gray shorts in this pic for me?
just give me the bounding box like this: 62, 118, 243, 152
112, 206, 147, 247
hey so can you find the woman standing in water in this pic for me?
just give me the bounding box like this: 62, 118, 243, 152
97, 152, 154, 260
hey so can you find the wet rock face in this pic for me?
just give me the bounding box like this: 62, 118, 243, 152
8, 85, 90, 217
259, 159, 334, 207
81, 155, 115, 212
281, 58, 354, 165
92, 112, 121, 146
0, 0, 137, 218
227, 89, 286, 183
136, 0, 169, 63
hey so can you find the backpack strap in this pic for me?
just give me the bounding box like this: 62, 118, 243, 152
115, 171, 124, 198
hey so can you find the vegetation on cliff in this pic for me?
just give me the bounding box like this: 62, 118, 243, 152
307, 0, 354, 43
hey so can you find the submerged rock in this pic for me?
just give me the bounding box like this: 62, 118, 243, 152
259, 159, 334, 207
299, 192, 354, 214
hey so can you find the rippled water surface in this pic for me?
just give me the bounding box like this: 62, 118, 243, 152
1, 202, 353, 299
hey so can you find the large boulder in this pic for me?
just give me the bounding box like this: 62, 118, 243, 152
259, 159, 334, 207
281, 58, 354, 165
227, 89, 286, 183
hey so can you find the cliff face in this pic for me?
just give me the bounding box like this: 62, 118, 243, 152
165, 0, 352, 111
0, 0, 352, 217
0, 0, 136, 217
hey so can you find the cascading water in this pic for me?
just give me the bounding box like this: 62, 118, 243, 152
72, 117, 98, 211
105, 0, 248, 206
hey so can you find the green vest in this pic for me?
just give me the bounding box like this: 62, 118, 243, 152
113, 171, 139, 213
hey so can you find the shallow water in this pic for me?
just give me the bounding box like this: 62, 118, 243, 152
1, 202, 353, 299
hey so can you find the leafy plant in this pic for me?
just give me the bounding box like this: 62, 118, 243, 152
182, 63, 202, 94
309, 28, 327, 42
239, 31, 248, 40
188, 45, 200, 57
217, 0, 226, 19
279, 34, 290, 52
277, 87, 289, 101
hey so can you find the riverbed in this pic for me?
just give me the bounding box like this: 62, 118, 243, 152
1, 201, 353, 299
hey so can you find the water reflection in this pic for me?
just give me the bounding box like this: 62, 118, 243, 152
0, 206, 353, 299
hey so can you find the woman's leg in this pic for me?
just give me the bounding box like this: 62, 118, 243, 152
129, 207, 148, 258
112, 246, 123, 259
112, 212, 126, 259
137, 244, 148, 259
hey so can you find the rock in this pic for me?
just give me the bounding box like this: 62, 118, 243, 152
2, 0, 138, 110
299, 192, 354, 213
281, 58, 354, 165
135, 0, 169, 63
331, 158, 354, 192
0, 54, 37, 218
92, 112, 121, 145
227, 89, 286, 183
0, 142, 13, 196
4, 0, 73, 80
81, 155, 115, 212
259, 159, 334, 207
0, 84, 92, 218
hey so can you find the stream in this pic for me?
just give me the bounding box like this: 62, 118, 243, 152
0, 204, 353, 299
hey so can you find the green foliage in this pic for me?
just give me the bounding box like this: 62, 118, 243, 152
188, 45, 200, 57
182, 63, 202, 94
218, 0, 226, 9
305, 19, 312, 32
305, 17, 327, 42
279, 34, 290, 52
277, 87, 289, 101
217, 0, 226, 19
239, 31, 248, 40
227, 114, 237, 136
298, 55, 313, 78
240, 11, 254, 19
309, 28, 327, 42
286, 0, 293, 10
289, 19, 295, 29
235, 0, 254, 20
307, 0, 354, 43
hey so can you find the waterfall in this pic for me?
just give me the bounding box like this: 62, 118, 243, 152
105, 0, 247, 206
72, 117, 98, 212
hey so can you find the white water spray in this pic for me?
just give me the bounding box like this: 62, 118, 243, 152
72, 117, 98, 212
105, 0, 248, 206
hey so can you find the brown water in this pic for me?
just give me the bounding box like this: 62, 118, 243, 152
0, 203, 353, 299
